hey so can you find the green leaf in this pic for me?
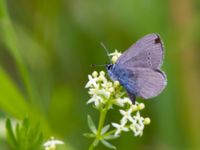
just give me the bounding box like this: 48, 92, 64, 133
6, 118, 18, 149
104, 134, 120, 140
101, 139, 116, 150
93, 139, 99, 147
87, 115, 97, 134
0, 68, 30, 118
101, 124, 110, 135
6, 117, 43, 150
83, 133, 95, 138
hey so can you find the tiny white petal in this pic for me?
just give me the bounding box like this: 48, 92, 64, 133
112, 123, 120, 128
112, 122, 129, 136
119, 109, 126, 115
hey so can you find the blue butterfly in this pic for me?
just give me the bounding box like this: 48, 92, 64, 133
106, 33, 167, 103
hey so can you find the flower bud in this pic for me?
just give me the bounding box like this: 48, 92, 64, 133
138, 103, 145, 110
131, 105, 138, 112
92, 71, 98, 77
112, 56, 118, 63
100, 71, 105, 76
144, 118, 151, 125
114, 81, 120, 87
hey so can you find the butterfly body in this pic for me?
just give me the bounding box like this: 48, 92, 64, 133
106, 33, 167, 103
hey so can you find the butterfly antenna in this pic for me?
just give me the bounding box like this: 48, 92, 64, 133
90, 64, 106, 67
100, 42, 112, 63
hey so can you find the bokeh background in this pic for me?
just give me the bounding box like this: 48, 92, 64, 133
0, 0, 200, 149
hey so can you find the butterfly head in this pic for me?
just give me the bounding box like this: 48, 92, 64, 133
105, 64, 113, 70
106, 64, 118, 81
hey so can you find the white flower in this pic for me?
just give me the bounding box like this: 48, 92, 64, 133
87, 95, 104, 107
130, 112, 145, 136
101, 81, 112, 89
98, 89, 111, 98
89, 87, 111, 99
109, 50, 122, 63
88, 85, 99, 95
109, 49, 122, 57
86, 71, 115, 107
43, 137, 64, 150
112, 121, 129, 136
134, 112, 144, 124
130, 122, 144, 136
85, 75, 98, 88
120, 107, 134, 124
115, 97, 132, 107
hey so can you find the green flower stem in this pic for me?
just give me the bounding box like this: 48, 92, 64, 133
97, 108, 108, 137
88, 140, 96, 150
88, 104, 110, 150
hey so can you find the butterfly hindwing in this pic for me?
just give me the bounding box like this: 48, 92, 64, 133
124, 67, 166, 99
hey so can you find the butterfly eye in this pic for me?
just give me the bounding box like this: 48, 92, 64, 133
106, 64, 113, 70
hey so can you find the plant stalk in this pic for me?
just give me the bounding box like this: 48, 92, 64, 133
88, 106, 108, 150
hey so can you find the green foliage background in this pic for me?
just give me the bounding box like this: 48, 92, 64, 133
0, 0, 200, 149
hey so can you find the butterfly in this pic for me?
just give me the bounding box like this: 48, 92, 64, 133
106, 33, 167, 103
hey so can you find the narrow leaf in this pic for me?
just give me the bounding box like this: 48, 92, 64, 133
87, 115, 97, 134
6, 118, 18, 149
93, 139, 99, 147
83, 133, 95, 138
101, 124, 110, 135
101, 139, 116, 149
104, 134, 120, 140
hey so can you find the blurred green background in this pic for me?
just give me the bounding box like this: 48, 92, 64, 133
0, 0, 200, 149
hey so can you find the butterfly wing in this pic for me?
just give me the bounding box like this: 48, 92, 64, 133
117, 33, 164, 69
118, 67, 167, 99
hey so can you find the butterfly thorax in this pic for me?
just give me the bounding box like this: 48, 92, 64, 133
106, 63, 138, 95
106, 64, 134, 83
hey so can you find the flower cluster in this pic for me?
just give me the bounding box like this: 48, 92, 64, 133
85, 50, 151, 149
112, 102, 150, 137
86, 70, 150, 136
85, 70, 124, 109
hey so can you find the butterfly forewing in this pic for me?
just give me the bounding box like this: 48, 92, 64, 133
117, 33, 164, 69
